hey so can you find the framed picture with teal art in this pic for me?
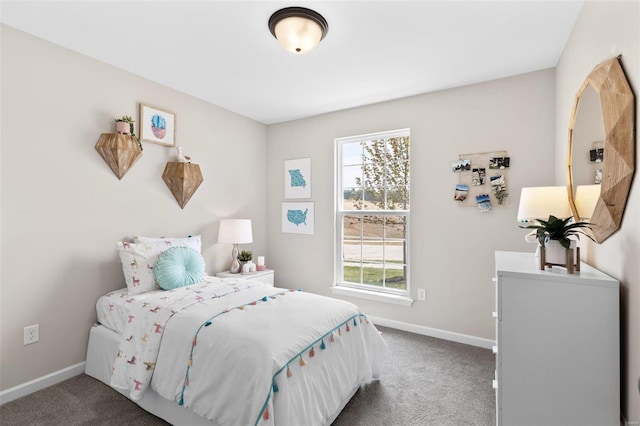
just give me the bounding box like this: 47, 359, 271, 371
284, 158, 311, 199
139, 103, 176, 147
282, 202, 314, 234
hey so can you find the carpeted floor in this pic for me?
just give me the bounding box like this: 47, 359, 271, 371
0, 326, 496, 425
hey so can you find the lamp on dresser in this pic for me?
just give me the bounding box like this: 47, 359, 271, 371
218, 219, 253, 274
516, 186, 572, 227
517, 185, 571, 245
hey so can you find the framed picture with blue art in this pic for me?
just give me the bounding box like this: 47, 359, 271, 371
139, 103, 176, 147
282, 202, 314, 234
284, 158, 311, 199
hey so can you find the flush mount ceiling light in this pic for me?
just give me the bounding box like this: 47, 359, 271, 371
268, 7, 328, 54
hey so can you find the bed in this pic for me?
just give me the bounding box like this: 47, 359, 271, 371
85, 271, 386, 426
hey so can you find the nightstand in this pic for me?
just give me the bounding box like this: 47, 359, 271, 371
216, 269, 274, 286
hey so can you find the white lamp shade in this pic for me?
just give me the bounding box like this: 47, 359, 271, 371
274, 16, 323, 53
575, 184, 601, 219
218, 219, 253, 244
517, 186, 572, 223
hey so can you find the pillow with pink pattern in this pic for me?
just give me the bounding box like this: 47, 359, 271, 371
116, 236, 201, 294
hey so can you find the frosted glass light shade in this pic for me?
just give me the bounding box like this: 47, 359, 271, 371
575, 185, 601, 220
517, 186, 572, 223
268, 7, 328, 54
218, 219, 253, 244
274, 16, 323, 53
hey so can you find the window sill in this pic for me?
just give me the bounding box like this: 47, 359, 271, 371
331, 285, 414, 306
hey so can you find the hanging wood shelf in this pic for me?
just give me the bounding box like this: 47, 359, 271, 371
95, 133, 142, 180
162, 162, 204, 209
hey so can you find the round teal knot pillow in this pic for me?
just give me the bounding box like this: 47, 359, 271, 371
154, 246, 206, 290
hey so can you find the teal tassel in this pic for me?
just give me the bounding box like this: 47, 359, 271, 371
320, 339, 326, 350
273, 381, 279, 393
262, 296, 268, 302
179, 396, 184, 406
297, 288, 302, 292
205, 321, 211, 327
353, 318, 358, 327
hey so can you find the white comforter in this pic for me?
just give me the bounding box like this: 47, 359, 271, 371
109, 277, 386, 426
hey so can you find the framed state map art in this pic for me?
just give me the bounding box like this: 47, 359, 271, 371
284, 158, 311, 199
282, 202, 314, 234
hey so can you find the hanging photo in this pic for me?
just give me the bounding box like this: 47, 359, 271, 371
471, 168, 486, 185
476, 194, 492, 212
454, 184, 469, 201
488, 157, 510, 169
452, 159, 471, 172
589, 148, 604, 162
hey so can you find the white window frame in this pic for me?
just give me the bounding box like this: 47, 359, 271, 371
333, 129, 411, 306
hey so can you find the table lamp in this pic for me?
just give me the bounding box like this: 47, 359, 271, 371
218, 219, 253, 273
517, 186, 572, 252
517, 186, 572, 224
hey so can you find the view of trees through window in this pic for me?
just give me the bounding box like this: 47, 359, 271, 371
338, 130, 410, 293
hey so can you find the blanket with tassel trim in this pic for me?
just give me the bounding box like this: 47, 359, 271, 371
110, 277, 263, 400
150, 282, 386, 426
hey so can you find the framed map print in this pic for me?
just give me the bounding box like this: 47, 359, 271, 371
282, 202, 314, 234
284, 158, 311, 199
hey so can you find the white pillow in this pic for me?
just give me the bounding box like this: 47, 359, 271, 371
133, 235, 202, 252
117, 236, 202, 294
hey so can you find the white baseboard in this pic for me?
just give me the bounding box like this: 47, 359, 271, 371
368, 316, 495, 349
0, 361, 86, 405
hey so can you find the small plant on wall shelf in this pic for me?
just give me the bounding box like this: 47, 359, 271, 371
115, 116, 143, 150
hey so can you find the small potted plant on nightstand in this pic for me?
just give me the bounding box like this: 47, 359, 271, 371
520, 215, 594, 273
237, 250, 256, 273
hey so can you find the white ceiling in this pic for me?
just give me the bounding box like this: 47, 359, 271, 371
1, 1, 584, 124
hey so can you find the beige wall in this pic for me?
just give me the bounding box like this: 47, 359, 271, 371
266, 69, 556, 341
555, 0, 640, 421
0, 26, 268, 390
4, 2, 637, 420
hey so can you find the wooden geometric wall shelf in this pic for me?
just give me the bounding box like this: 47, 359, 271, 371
95, 133, 143, 180
162, 162, 204, 209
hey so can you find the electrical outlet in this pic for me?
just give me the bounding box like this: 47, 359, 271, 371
417, 288, 426, 301
23, 324, 39, 345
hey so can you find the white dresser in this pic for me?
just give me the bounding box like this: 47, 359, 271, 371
494, 251, 619, 426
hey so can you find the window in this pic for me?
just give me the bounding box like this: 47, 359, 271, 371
335, 129, 410, 299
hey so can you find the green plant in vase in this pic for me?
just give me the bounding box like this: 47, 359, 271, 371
519, 215, 594, 248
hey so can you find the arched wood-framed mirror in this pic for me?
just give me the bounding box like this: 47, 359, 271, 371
567, 56, 635, 243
